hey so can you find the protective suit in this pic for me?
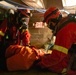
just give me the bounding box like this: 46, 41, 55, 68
0, 9, 31, 71
37, 7, 76, 74
6, 9, 32, 71
15, 9, 31, 46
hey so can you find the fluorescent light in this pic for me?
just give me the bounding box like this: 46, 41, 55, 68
62, 0, 76, 6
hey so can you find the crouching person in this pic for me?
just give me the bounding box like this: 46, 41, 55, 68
0, 45, 45, 71
36, 6, 76, 74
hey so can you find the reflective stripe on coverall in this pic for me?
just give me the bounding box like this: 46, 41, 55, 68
53, 45, 68, 54
53, 45, 68, 73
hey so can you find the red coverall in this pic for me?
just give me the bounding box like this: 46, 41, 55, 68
37, 22, 76, 73
20, 29, 31, 46
5, 45, 45, 71
0, 8, 32, 71
0, 19, 31, 71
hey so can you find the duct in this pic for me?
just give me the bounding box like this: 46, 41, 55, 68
21, 0, 45, 9
0, 1, 17, 11
5, 0, 33, 10
5, 0, 46, 13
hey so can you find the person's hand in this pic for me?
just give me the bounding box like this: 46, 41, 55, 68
45, 50, 52, 54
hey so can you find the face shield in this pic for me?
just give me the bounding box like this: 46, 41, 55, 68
47, 14, 62, 31
18, 13, 30, 29
48, 20, 56, 31
21, 17, 30, 25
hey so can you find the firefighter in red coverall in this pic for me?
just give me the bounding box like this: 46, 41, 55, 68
37, 7, 76, 74
17, 9, 31, 46
0, 9, 31, 70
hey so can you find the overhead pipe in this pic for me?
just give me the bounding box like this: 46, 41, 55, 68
5, 0, 46, 13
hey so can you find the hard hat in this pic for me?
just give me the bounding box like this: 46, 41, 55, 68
43, 7, 61, 24
18, 9, 31, 17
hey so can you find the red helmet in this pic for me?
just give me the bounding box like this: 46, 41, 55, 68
43, 7, 61, 24
18, 9, 31, 17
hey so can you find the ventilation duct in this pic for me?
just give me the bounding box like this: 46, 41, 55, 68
21, 0, 45, 9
